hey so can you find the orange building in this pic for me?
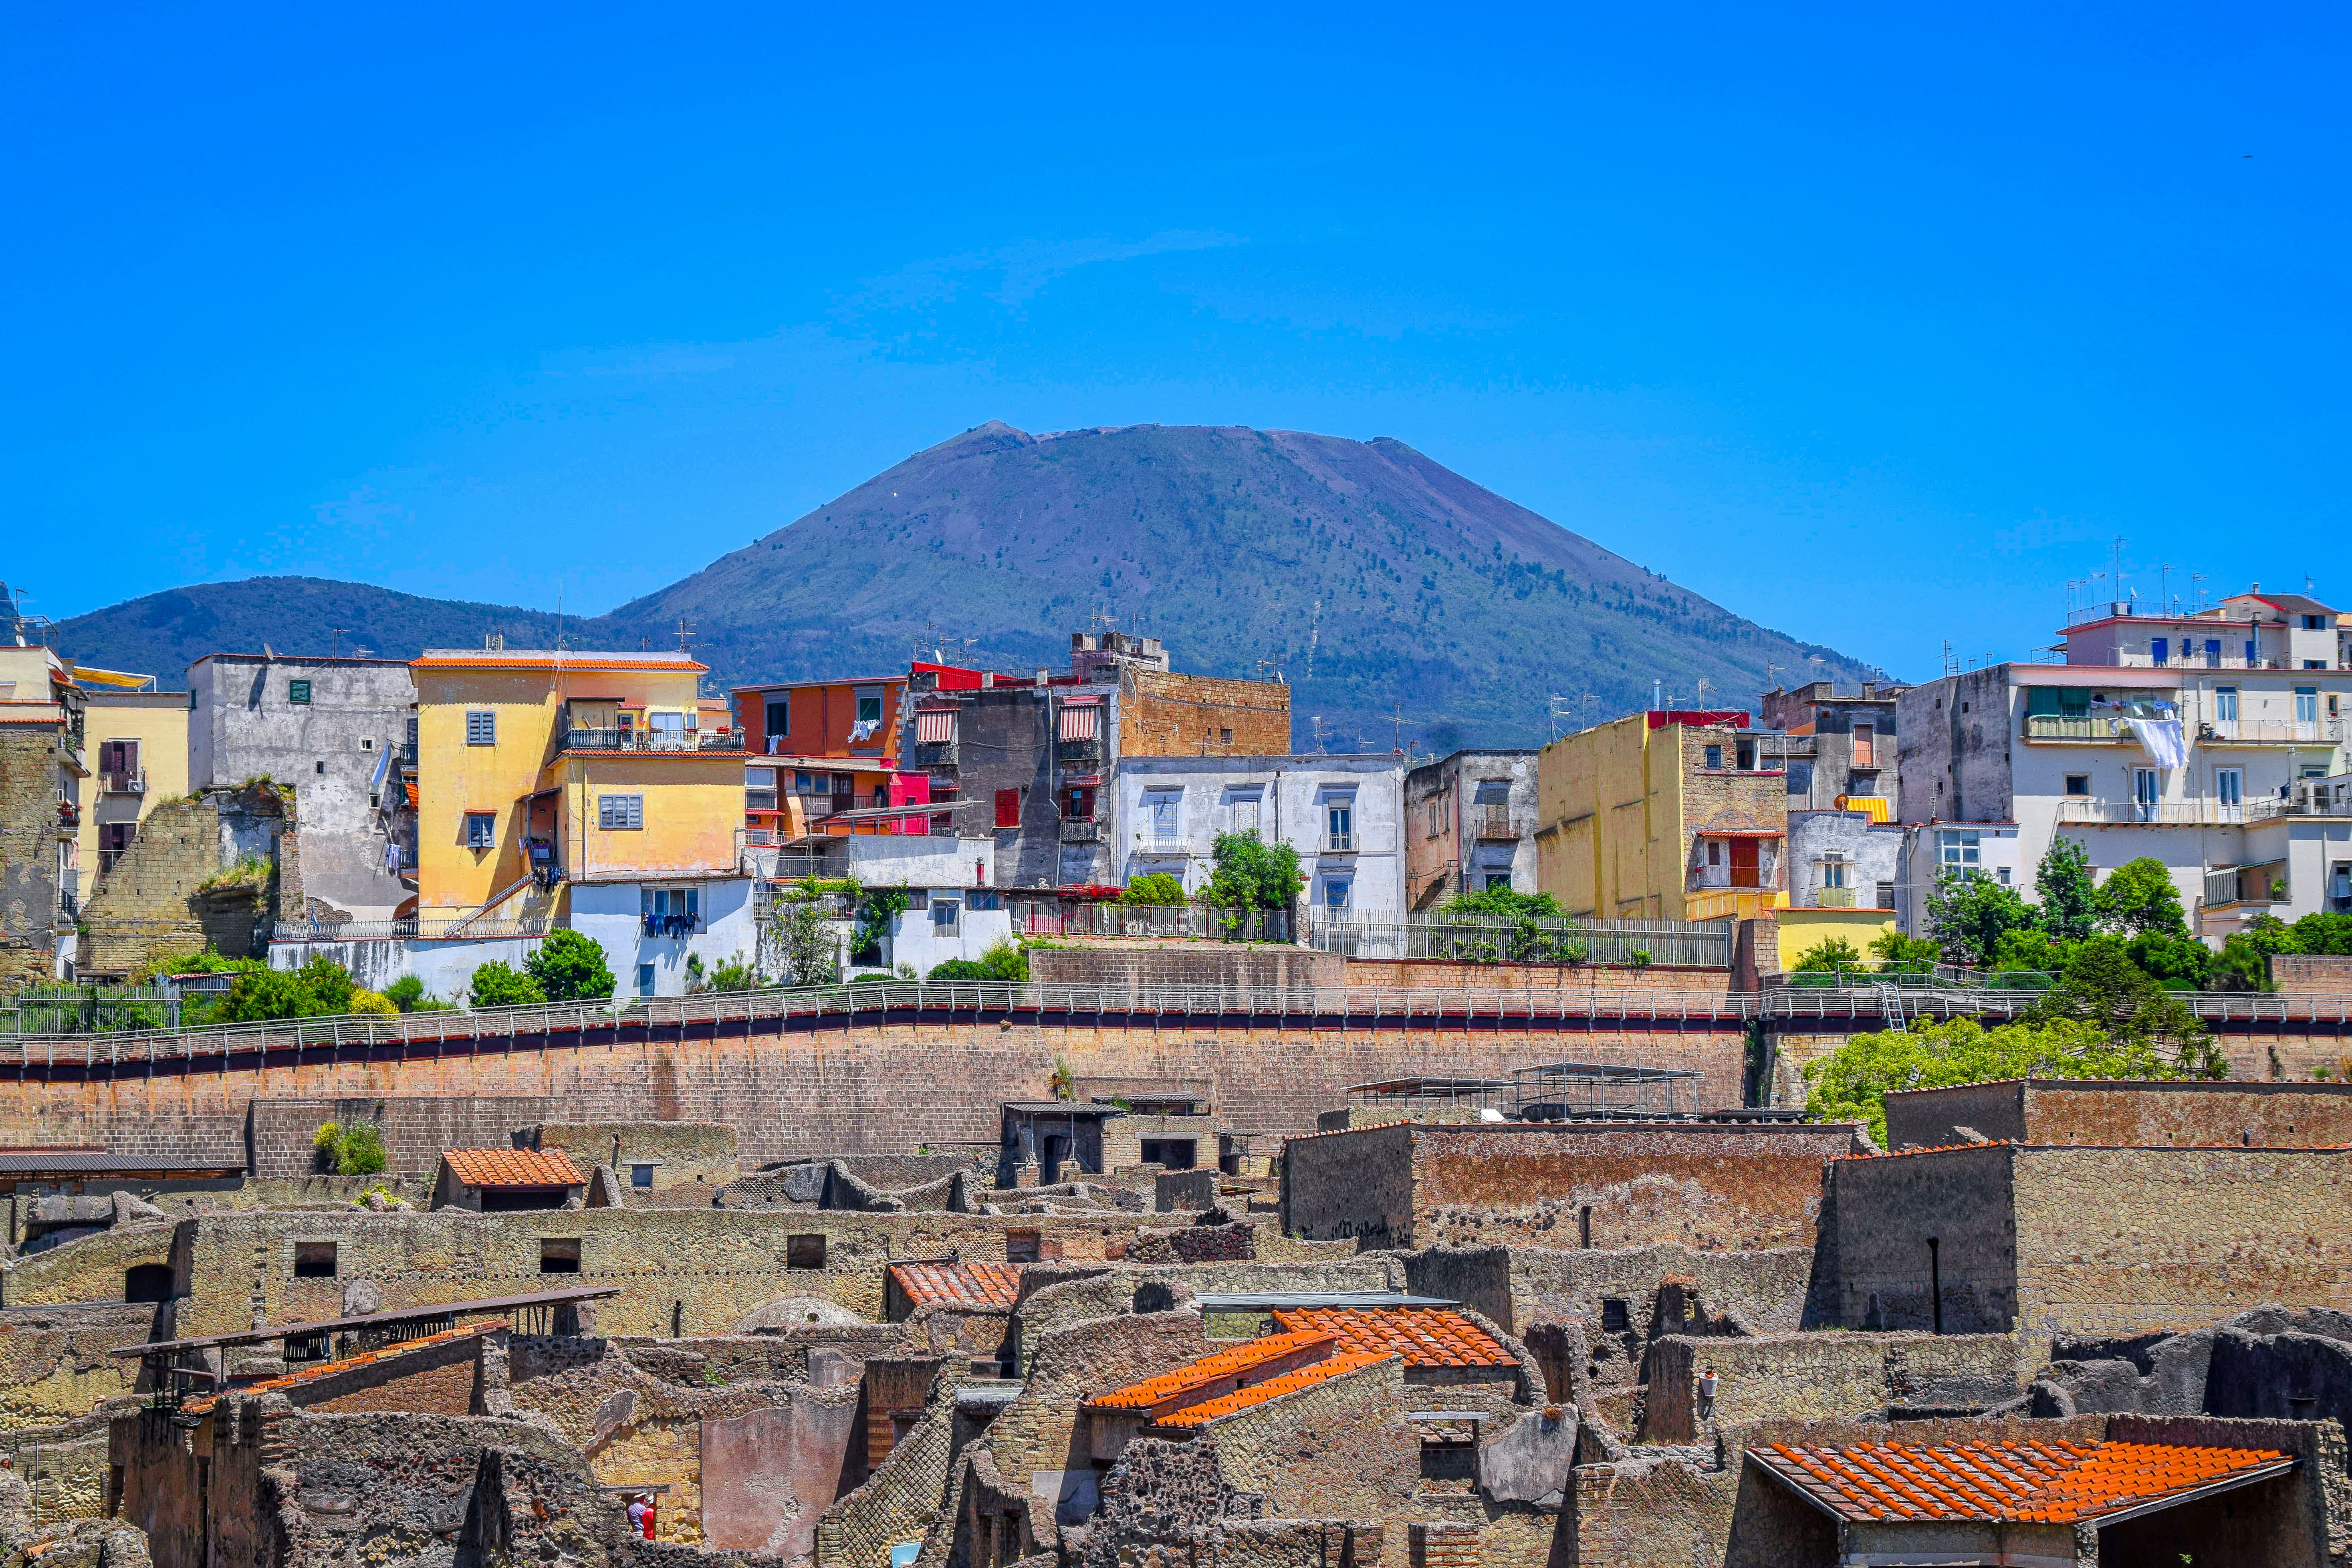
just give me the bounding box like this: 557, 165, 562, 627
733, 676, 908, 761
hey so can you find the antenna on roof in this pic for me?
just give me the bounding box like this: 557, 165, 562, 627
675, 617, 695, 653
328, 628, 347, 659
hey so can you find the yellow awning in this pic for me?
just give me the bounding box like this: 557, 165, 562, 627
69, 665, 155, 690
1835, 795, 1892, 823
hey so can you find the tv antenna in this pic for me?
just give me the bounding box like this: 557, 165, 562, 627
328, 628, 348, 659
1255, 659, 1287, 686
675, 617, 696, 652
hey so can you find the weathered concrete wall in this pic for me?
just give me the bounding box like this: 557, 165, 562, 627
1286, 1122, 1852, 1253
0, 1011, 1750, 1168
1824, 1144, 2018, 1338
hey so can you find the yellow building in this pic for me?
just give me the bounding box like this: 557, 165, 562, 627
1532, 710, 1789, 922
77, 677, 190, 894
409, 650, 748, 983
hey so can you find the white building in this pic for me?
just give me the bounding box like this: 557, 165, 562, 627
1895, 587, 2352, 940
1109, 754, 1408, 920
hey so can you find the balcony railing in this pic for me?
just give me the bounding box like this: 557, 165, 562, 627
2200, 718, 2345, 745
559, 727, 746, 754
1814, 886, 1857, 908
1059, 818, 1103, 844
910, 741, 959, 771
2024, 715, 2124, 741
1475, 805, 1517, 840
1324, 833, 1356, 853
396, 741, 418, 766
99, 769, 145, 796
1055, 737, 1102, 764
2053, 800, 2249, 826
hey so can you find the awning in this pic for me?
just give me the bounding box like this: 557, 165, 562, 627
1059, 704, 1099, 741
917, 711, 957, 744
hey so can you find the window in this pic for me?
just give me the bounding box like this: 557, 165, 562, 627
2134, 768, 2160, 819
293, 1241, 337, 1278
1600, 1298, 1630, 1332
2245, 640, 2258, 666
2217, 768, 2243, 807
1483, 873, 1513, 890
360, 737, 373, 750
765, 700, 789, 741
2312, 661, 2333, 671
598, 794, 644, 830
2205, 639, 2222, 668
2305, 614, 2330, 631
629, 1163, 655, 1190
1875, 880, 1896, 909
1703, 745, 1723, 769
2296, 686, 2320, 723
1231, 793, 1261, 835
746, 768, 777, 811
1325, 798, 1354, 851
1219, 728, 1232, 745
288, 679, 312, 704
314, 760, 325, 775
2215, 686, 2239, 722
1061, 784, 1097, 821
1139, 1138, 1196, 1169
539, 1238, 581, 1274
857, 691, 884, 724
916, 709, 957, 745
464, 812, 497, 849
1852, 724, 1876, 768
643, 886, 700, 934
1147, 790, 1181, 845
932, 898, 961, 938
125, 1263, 173, 1304
995, 788, 1022, 828
788, 1234, 827, 1270
1820, 856, 1848, 889
2064, 774, 2091, 796
1323, 876, 1352, 914
2151, 636, 2169, 666
1997, 867, 2012, 885
1707, 842, 1722, 867
1938, 830, 1981, 869
636, 963, 655, 997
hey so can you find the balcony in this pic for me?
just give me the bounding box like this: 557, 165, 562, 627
1685, 888, 1787, 921
910, 740, 959, 771
1054, 737, 1103, 765
99, 768, 145, 796
1475, 805, 1517, 841
2199, 718, 2344, 746
2024, 714, 2125, 742
1059, 818, 1103, 844
54, 797, 79, 830
2054, 800, 2249, 826
1324, 833, 1357, 853
2205, 861, 2289, 909
1814, 887, 1858, 908
559, 727, 746, 755
396, 741, 418, 766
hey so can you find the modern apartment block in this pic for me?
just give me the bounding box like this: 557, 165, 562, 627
1401, 749, 1538, 909
189, 653, 418, 922
1894, 587, 2352, 938
1533, 710, 1789, 921
1110, 752, 1408, 919
409, 646, 752, 995
903, 631, 1289, 888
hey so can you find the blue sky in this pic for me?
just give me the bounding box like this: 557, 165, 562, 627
5, 4, 2347, 679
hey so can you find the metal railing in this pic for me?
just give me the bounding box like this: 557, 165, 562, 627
2023, 715, 2123, 741
1475, 805, 1517, 840
1009, 900, 1295, 942
1059, 819, 1103, 844
1305, 912, 1733, 968
558, 727, 746, 754
99, 768, 145, 795
2201, 718, 2344, 745
1, 981, 182, 1035
2053, 801, 2249, 826
2205, 862, 2289, 909
0, 977, 2345, 1056
270, 916, 554, 942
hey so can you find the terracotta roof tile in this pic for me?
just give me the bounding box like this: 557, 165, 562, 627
1088, 1331, 1337, 1413
184, 1323, 500, 1416
441, 1148, 585, 1189
1150, 1351, 1391, 1429
1752, 1439, 2291, 1525
889, 1261, 1025, 1311
1270, 1308, 1515, 1369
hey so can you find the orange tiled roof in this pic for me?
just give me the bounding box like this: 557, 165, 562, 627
442, 1147, 584, 1189
1089, 1330, 1337, 1412
889, 1261, 1025, 1311
1271, 1307, 1515, 1369
184, 1323, 500, 1416
1151, 1351, 1390, 1429
1753, 1439, 2292, 1525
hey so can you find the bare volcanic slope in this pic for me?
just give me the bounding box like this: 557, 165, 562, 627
595, 422, 1874, 749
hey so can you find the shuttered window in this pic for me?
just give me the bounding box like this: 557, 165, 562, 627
599, 794, 644, 830
466, 711, 497, 746
994, 789, 1022, 829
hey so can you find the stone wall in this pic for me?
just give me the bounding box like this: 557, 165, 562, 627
1286, 1122, 1852, 1253
0, 728, 65, 991
531, 1122, 743, 1190
988, 1308, 1207, 1527
818, 1365, 962, 1568
249, 1094, 555, 1179
1888, 1078, 2352, 1151
283, 1329, 489, 1415
0, 1305, 155, 1427
1639, 1331, 2017, 1441
1120, 669, 1292, 759
1340, 960, 1733, 994
0, 1011, 1751, 1168
75, 783, 291, 976
2277, 955, 2352, 999
6, 1222, 177, 1310
1201, 1355, 1414, 1521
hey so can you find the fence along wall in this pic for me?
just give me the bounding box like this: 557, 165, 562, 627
0, 1012, 1749, 1168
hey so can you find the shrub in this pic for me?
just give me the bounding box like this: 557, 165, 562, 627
762, 888, 842, 987
1206, 833, 1305, 911
706, 956, 760, 991
1924, 868, 2037, 969
1120, 873, 1186, 906
1870, 930, 1941, 977
926, 959, 990, 980
468, 961, 546, 1008
215, 956, 356, 1022
1790, 936, 1865, 975
526, 930, 615, 1002
1443, 887, 1562, 919
313, 1121, 389, 1175
346, 989, 398, 1017
1625, 947, 1652, 969
385, 976, 425, 1012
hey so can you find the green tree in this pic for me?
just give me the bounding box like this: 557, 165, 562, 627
1119, 873, 1186, 906
2126, 932, 2214, 991
1804, 1015, 2209, 1148
1442, 887, 1563, 919
1206, 833, 1305, 911
215, 956, 357, 1022
1869, 930, 1941, 977
1789, 936, 1865, 985
2025, 936, 2219, 1069
525, 930, 616, 1002
761, 888, 842, 987
313, 1121, 389, 1175
706, 956, 760, 991
2214, 915, 2302, 992
2094, 858, 2189, 939
2034, 835, 2099, 941
468, 961, 546, 1008
2290, 912, 2352, 955
1923, 868, 2038, 969
1990, 927, 2074, 981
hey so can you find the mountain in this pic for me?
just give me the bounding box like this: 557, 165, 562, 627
53, 422, 1880, 748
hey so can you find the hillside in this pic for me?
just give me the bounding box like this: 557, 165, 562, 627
55, 422, 1878, 747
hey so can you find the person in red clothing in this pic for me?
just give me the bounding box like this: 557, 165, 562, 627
642, 1496, 657, 1540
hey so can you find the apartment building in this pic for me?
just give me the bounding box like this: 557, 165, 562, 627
77, 677, 188, 904
1402, 749, 1538, 908
903, 631, 1290, 888
1759, 681, 1908, 915
1533, 710, 1789, 921
1894, 587, 2352, 938
189, 653, 417, 922
1111, 753, 1407, 919
0, 641, 85, 983
410, 646, 752, 996
732, 673, 908, 761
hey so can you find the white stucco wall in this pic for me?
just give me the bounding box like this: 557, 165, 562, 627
1110, 754, 1406, 918
569, 876, 759, 997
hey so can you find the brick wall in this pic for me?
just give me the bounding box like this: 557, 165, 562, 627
1120, 670, 1291, 758
0, 1012, 1750, 1168
75, 793, 222, 975
1889, 1079, 2352, 1151
1640, 1331, 2016, 1441
2277, 955, 2352, 999
248, 1095, 555, 1178
288, 1334, 486, 1415
1341, 960, 1733, 994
